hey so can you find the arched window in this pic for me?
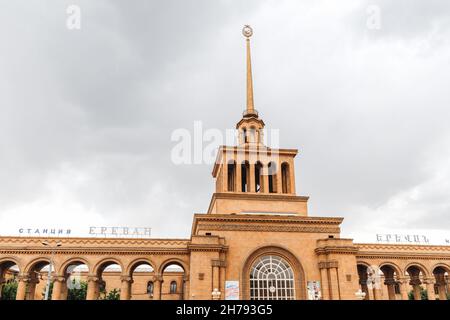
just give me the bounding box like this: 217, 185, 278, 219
250, 255, 295, 300
243, 128, 248, 143
147, 281, 154, 295
170, 281, 177, 294
268, 162, 277, 193
255, 161, 263, 193
241, 161, 250, 192
227, 161, 236, 192
281, 162, 290, 194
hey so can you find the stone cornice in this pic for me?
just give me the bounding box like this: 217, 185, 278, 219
315, 246, 359, 255
210, 192, 309, 203
192, 214, 343, 235
357, 251, 450, 261
207, 192, 310, 214
0, 236, 190, 247
355, 243, 450, 252
0, 248, 190, 256
187, 243, 228, 253
194, 214, 343, 225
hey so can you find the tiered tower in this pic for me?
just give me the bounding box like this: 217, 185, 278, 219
208, 25, 309, 216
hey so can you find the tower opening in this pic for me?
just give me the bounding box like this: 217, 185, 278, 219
281, 162, 290, 194
268, 162, 277, 193
227, 161, 236, 192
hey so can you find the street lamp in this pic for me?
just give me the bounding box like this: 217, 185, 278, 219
211, 288, 221, 300
42, 240, 62, 300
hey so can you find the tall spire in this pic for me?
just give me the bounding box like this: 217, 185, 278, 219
243, 25, 257, 117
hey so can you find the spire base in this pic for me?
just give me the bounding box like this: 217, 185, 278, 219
243, 109, 259, 118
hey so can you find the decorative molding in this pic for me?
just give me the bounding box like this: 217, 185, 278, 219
0, 249, 190, 256
209, 192, 309, 202
187, 244, 228, 253
197, 224, 340, 234
211, 259, 226, 268
357, 252, 450, 261
315, 246, 358, 255
194, 214, 343, 224
355, 243, 450, 252
0, 236, 189, 247
120, 275, 133, 283
318, 261, 339, 269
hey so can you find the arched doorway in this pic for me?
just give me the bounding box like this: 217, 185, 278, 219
92, 260, 123, 300
24, 259, 52, 300
60, 259, 90, 300
242, 246, 305, 300
160, 263, 185, 300
127, 260, 155, 300
0, 260, 19, 300
433, 265, 449, 300
249, 255, 295, 300
406, 265, 427, 300
357, 264, 370, 300
380, 264, 400, 300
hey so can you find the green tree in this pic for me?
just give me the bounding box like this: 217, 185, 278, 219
67, 280, 88, 300
99, 288, 121, 300
408, 287, 428, 300
1, 281, 18, 300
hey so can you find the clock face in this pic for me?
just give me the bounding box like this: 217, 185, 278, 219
242, 25, 253, 38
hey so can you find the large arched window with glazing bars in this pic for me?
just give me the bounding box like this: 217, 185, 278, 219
249, 255, 295, 300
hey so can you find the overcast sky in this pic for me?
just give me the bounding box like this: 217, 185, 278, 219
0, 0, 449, 243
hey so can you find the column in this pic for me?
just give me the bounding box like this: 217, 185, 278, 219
424, 278, 435, 300
60, 280, 68, 300
398, 278, 409, 300
51, 276, 65, 300
373, 287, 382, 300
153, 275, 163, 300
182, 275, 190, 300
16, 274, 29, 300
364, 284, 374, 300
412, 282, 421, 300
435, 274, 447, 301
328, 263, 340, 300
262, 165, 269, 193
212, 265, 220, 296
86, 275, 99, 300
26, 278, 39, 300
318, 263, 330, 300
289, 159, 296, 194
276, 161, 282, 194
222, 155, 228, 192
236, 159, 242, 192
384, 278, 396, 300
120, 275, 133, 300
249, 163, 255, 192
219, 265, 226, 300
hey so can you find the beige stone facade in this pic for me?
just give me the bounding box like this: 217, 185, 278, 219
0, 26, 449, 301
